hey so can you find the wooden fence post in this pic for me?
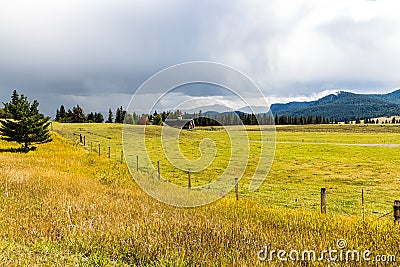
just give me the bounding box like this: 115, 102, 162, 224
362, 189, 365, 222
79, 134, 82, 143
136, 155, 139, 171
108, 147, 111, 159
321, 188, 326, 214
83, 136, 86, 147
235, 178, 239, 201
157, 161, 160, 179
394, 200, 400, 224
120, 151, 123, 164
98, 144, 101, 156
188, 168, 191, 189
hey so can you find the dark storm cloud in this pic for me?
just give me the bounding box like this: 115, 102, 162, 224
0, 0, 234, 115
1, 0, 400, 116
171, 83, 230, 97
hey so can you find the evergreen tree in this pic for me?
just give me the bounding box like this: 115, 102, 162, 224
59, 105, 66, 121
152, 114, 163, 125
120, 107, 126, 123
4, 90, 23, 119
87, 112, 95, 122
106, 108, 113, 123
55, 104, 67, 122
94, 112, 104, 123
161, 111, 168, 122
72, 105, 86, 123
65, 109, 73, 122
115, 107, 121, 123
114, 106, 126, 123
55, 109, 60, 121
0, 90, 52, 152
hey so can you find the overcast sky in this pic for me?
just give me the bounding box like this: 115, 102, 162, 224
1, 0, 400, 116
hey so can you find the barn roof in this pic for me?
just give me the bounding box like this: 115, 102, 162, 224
164, 118, 193, 128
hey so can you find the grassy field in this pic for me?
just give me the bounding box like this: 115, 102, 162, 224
0, 126, 399, 265
53, 123, 400, 217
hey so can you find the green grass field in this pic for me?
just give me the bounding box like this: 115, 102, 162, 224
0, 124, 400, 266
0, 123, 399, 265
53, 123, 400, 216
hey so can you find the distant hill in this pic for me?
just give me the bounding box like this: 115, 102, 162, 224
273, 90, 400, 121
270, 101, 313, 114
178, 89, 400, 122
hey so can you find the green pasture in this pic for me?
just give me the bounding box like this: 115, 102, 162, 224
52, 123, 400, 217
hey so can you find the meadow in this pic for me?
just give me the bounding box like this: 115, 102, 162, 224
53, 123, 400, 216
0, 123, 398, 265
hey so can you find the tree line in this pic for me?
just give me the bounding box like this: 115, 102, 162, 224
53, 105, 346, 126
273, 115, 337, 125
5, 100, 400, 127
55, 105, 131, 123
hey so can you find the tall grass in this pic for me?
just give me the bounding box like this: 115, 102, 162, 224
0, 130, 398, 265
54, 123, 400, 217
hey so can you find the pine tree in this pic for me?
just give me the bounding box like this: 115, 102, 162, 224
161, 111, 168, 122
94, 112, 104, 123
1, 90, 52, 152
72, 105, 86, 123
115, 106, 126, 123
115, 107, 121, 123
5, 90, 23, 120
65, 109, 73, 122
106, 108, 113, 123
87, 112, 95, 122
55, 109, 60, 121
59, 105, 66, 121
152, 114, 163, 125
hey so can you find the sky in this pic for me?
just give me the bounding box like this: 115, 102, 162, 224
1, 0, 400, 116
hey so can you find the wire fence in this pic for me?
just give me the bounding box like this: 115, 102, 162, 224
53, 128, 400, 223
324, 188, 398, 223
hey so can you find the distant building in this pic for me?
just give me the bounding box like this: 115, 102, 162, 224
164, 116, 195, 129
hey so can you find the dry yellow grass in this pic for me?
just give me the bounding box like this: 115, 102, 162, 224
54, 123, 400, 216
0, 132, 399, 265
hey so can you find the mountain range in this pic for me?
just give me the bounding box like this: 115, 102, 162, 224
179, 90, 400, 122
270, 90, 400, 121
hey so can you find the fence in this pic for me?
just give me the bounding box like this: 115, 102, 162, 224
320, 187, 399, 224
55, 130, 400, 223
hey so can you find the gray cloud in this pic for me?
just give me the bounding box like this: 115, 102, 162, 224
0, 0, 400, 116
